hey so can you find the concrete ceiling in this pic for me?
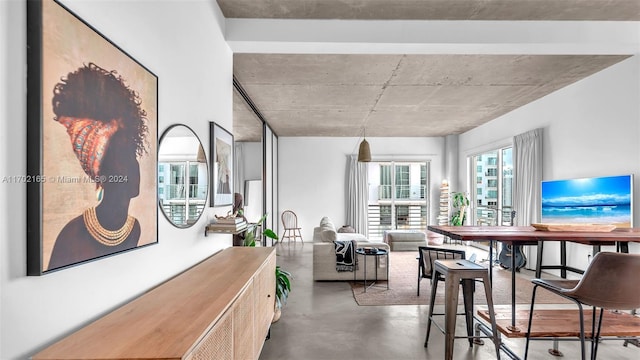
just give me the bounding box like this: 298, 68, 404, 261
220, 0, 639, 141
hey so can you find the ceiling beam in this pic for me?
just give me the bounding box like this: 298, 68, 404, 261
233, 75, 266, 126
226, 19, 640, 55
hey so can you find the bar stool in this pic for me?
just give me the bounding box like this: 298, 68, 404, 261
424, 259, 501, 360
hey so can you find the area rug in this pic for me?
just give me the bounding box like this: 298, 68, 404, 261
350, 251, 571, 306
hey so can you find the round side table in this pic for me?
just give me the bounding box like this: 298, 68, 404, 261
355, 247, 390, 292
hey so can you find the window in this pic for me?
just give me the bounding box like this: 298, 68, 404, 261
189, 164, 199, 198
396, 205, 409, 225
170, 164, 185, 199
469, 147, 513, 251
470, 147, 513, 227
159, 160, 208, 225
420, 165, 427, 198
380, 205, 391, 225
379, 165, 392, 199
395, 165, 410, 199
367, 161, 429, 241
501, 147, 514, 225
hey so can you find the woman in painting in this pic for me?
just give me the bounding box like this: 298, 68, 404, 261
48, 63, 149, 270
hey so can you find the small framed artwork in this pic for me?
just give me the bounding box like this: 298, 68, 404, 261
26, 0, 158, 275
210, 122, 234, 207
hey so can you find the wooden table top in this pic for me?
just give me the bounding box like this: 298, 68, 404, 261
428, 225, 640, 245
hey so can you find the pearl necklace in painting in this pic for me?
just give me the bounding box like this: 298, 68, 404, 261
83, 206, 135, 246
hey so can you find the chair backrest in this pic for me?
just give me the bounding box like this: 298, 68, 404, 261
419, 246, 466, 278
566, 252, 640, 310
281, 210, 298, 229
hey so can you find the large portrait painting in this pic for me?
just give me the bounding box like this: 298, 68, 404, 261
27, 0, 158, 275
210, 122, 234, 207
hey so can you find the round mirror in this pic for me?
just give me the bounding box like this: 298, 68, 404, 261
158, 124, 208, 228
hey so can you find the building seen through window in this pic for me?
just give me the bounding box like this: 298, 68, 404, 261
471, 148, 513, 227
367, 161, 429, 241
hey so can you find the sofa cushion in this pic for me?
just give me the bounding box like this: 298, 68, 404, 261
338, 225, 356, 233
319, 217, 337, 242
337, 233, 368, 242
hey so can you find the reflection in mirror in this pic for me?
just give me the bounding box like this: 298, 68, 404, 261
233, 84, 264, 225
158, 125, 208, 228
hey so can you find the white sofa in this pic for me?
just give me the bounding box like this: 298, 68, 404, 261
313, 217, 390, 281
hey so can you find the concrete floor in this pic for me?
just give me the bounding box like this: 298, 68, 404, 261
259, 243, 639, 360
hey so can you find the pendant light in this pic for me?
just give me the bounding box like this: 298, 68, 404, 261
357, 128, 371, 162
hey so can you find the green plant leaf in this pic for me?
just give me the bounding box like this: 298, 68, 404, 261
243, 231, 256, 247
275, 265, 293, 309
451, 192, 469, 226
263, 228, 278, 240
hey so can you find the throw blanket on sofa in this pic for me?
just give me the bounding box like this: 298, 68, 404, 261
334, 240, 357, 272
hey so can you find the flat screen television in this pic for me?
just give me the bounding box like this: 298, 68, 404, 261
541, 174, 633, 227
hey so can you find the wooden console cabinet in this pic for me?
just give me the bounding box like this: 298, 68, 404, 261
33, 247, 276, 360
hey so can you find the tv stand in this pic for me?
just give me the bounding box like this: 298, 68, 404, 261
33, 247, 276, 360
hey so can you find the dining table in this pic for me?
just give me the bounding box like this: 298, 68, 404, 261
426, 225, 640, 333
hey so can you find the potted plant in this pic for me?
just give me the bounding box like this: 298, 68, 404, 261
451, 192, 470, 226
273, 265, 292, 322
242, 213, 278, 247
241, 213, 292, 322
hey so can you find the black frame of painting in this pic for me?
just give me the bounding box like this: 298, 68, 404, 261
210, 122, 234, 207
26, 0, 158, 275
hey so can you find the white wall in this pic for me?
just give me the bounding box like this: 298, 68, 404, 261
459, 56, 640, 275
0, 1, 234, 358
239, 141, 263, 181
278, 137, 445, 241
238, 141, 263, 222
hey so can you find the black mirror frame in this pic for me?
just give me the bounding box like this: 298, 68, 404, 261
158, 124, 208, 229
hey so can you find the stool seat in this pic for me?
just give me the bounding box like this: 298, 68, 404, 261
425, 259, 501, 360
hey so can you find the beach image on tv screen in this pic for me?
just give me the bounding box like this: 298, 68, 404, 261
541, 175, 633, 227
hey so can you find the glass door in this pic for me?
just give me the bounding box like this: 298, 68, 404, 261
471, 147, 513, 226
469, 147, 513, 251
367, 161, 429, 241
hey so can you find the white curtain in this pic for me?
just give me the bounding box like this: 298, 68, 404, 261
346, 155, 369, 237
513, 128, 543, 270
513, 128, 543, 226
